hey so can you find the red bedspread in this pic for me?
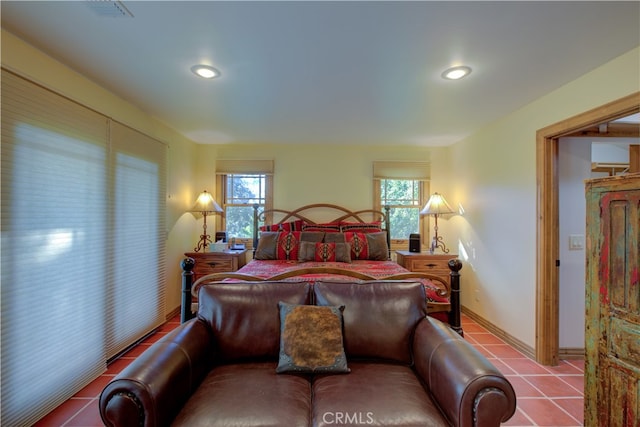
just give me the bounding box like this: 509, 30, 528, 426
235, 259, 450, 308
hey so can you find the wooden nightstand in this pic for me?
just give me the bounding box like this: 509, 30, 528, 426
185, 249, 248, 282
396, 250, 462, 335
395, 251, 457, 286
182, 249, 248, 322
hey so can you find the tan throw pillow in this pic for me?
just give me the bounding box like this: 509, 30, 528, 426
254, 231, 280, 260
276, 302, 349, 374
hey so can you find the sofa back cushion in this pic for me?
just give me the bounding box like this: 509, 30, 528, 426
314, 281, 426, 364
198, 281, 311, 363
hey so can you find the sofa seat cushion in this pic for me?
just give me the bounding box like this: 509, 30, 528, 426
172, 362, 311, 427
311, 362, 448, 427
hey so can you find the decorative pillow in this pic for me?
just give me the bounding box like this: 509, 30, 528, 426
276, 302, 350, 374
276, 231, 301, 260
298, 241, 351, 263
259, 220, 305, 233
254, 231, 280, 260
344, 231, 388, 260
259, 224, 280, 232
300, 231, 325, 243
340, 221, 382, 233
323, 232, 346, 244
302, 223, 341, 233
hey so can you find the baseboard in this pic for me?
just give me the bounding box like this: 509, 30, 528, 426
559, 347, 585, 360
166, 306, 180, 321
461, 306, 536, 360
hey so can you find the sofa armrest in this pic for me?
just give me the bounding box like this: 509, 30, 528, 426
413, 317, 516, 427
99, 318, 213, 427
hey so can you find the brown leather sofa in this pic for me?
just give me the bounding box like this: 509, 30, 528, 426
100, 280, 516, 427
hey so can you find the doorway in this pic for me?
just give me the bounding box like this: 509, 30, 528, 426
535, 92, 639, 365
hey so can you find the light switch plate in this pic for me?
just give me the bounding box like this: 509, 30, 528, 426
569, 234, 585, 250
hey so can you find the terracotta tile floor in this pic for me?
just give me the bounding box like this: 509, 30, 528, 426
34, 314, 584, 426
462, 316, 585, 427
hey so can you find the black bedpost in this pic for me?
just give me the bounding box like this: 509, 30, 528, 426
253, 204, 260, 258
383, 205, 391, 258
181, 257, 195, 323
448, 259, 463, 336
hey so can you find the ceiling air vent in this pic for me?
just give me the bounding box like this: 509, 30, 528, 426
85, 1, 133, 18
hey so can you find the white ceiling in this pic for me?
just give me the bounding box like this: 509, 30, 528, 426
2, 1, 639, 146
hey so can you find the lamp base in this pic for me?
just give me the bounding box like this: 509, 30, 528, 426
194, 234, 212, 252
429, 236, 450, 254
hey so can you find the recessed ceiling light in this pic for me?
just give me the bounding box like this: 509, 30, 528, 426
191, 65, 221, 79
441, 66, 472, 80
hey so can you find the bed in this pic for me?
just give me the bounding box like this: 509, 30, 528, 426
181, 204, 462, 334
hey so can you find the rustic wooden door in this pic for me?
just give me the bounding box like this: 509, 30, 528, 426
585, 174, 640, 427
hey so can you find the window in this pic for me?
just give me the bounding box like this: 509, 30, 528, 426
215, 160, 274, 246
224, 174, 267, 239
373, 161, 429, 249
380, 179, 422, 239
1, 70, 166, 425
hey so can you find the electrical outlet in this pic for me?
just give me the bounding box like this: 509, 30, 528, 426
475, 289, 480, 302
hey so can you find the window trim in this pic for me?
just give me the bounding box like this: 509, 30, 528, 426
216, 172, 273, 248
373, 177, 430, 251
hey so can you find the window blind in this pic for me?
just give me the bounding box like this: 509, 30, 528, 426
0, 69, 166, 425
372, 161, 430, 180
215, 159, 274, 175
106, 122, 166, 358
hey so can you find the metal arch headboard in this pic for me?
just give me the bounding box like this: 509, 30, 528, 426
252, 203, 391, 256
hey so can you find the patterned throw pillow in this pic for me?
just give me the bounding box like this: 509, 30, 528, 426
259, 220, 305, 232
276, 231, 301, 260
276, 302, 350, 374
339, 221, 382, 233
301, 223, 341, 233
298, 241, 351, 263
344, 231, 388, 261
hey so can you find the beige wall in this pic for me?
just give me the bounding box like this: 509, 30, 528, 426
444, 46, 640, 349
210, 144, 438, 210
1, 29, 200, 315
4, 27, 638, 351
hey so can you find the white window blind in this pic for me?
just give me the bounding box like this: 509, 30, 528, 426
373, 161, 430, 180
107, 122, 166, 358
0, 69, 166, 425
215, 159, 274, 175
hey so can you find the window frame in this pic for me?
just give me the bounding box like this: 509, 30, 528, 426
216, 172, 273, 248
374, 178, 429, 251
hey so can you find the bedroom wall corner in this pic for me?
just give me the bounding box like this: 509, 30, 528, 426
446, 45, 639, 349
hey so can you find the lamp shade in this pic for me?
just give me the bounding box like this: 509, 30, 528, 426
420, 192, 454, 216
191, 190, 223, 213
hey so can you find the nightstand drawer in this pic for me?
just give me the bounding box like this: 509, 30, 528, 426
185, 250, 248, 282
406, 258, 450, 274
195, 258, 234, 274
395, 251, 457, 286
